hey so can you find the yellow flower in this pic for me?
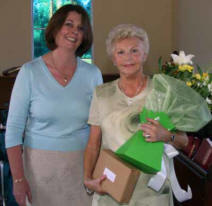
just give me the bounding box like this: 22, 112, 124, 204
202, 72, 209, 80
192, 79, 196, 85
178, 65, 185, 72
178, 65, 194, 72
186, 81, 192, 87
194, 73, 201, 80
186, 65, 194, 72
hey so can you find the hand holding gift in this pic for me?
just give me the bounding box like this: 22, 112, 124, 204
141, 118, 173, 143
116, 74, 211, 175
84, 175, 107, 195
116, 74, 211, 202
116, 108, 175, 174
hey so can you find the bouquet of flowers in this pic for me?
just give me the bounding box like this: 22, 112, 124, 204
159, 51, 212, 112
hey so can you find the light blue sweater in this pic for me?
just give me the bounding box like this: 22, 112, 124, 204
5, 57, 103, 151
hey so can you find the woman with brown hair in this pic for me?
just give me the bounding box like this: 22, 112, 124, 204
6, 4, 102, 206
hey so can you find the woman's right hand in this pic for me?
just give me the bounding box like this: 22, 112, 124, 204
84, 175, 107, 195
13, 178, 32, 206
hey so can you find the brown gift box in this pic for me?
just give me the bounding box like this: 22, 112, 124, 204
93, 149, 140, 204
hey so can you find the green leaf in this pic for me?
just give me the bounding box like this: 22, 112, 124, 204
196, 64, 203, 75
208, 73, 212, 82
183, 71, 193, 79
158, 57, 163, 72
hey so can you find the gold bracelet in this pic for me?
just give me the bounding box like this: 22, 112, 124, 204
14, 178, 24, 183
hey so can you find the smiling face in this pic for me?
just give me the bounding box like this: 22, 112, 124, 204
112, 37, 147, 77
55, 11, 84, 52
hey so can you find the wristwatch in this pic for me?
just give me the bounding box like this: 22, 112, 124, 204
84, 184, 94, 195
170, 133, 175, 142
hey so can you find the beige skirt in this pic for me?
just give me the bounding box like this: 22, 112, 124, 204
23, 147, 92, 206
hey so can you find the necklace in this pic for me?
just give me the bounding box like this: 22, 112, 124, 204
51, 53, 75, 83
118, 77, 146, 97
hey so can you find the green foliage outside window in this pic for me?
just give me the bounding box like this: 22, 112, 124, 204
33, 0, 92, 63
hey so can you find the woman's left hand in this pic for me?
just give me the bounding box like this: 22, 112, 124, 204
84, 175, 107, 195
140, 118, 171, 143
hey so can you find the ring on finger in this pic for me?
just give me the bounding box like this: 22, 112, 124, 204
144, 134, 151, 138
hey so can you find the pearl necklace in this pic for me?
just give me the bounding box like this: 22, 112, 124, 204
51, 53, 76, 83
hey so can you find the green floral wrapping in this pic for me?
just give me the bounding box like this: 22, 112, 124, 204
145, 74, 212, 132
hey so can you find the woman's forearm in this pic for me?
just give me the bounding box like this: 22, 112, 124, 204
169, 131, 188, 150
141, 118, 189, 150
84, 125, 102, 180
84, 146, 100, 180
7, 145, 25, 181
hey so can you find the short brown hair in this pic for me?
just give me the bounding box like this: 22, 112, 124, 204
45, 4, 93, 57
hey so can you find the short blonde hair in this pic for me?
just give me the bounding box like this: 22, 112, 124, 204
106, 24, 150, 57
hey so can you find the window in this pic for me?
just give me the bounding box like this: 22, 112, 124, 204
33, 0, 92, 63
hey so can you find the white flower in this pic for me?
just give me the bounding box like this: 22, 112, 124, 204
208, 83, 212, 92
171, 51, 195, 65
203, 81, 207, 86
205, 76, 210, 82
206, 97, 212, 104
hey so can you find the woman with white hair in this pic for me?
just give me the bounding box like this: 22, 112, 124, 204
83, 24, 189, 206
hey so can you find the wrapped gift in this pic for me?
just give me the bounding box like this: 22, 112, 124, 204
140, 108, 175, 130
116, 108, 175, 174
144, 74, 211, 132
93, 149, 140, 203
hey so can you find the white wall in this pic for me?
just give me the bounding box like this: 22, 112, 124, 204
0, 0, 174, 75
1, 0, 212, 74
0, 1, 32, 73
174, 0, 212, 71
93, 0, 174, 75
